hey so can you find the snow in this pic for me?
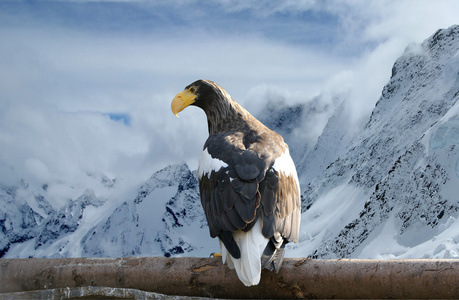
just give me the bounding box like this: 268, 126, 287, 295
288, 182, 366, 258
354, 212, 459, 260
429, 117, 459, 151
355, 213, 408, 259
427, 102, 459, 178
136, 186, 177, 231
443, 49, 459, 88
396, 215, 459, 259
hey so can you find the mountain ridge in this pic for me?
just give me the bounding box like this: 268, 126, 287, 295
291, 25, 459, 259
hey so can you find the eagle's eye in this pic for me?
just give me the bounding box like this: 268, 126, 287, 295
189, 86, 196, 93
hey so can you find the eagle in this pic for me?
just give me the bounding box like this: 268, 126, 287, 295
171, 80, 300, 286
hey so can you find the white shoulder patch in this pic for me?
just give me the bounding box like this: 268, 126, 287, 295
272, 147, 298, 178
197, 147, 228, 179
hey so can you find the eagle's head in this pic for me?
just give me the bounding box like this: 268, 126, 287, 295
172, 79, 246, 134
171, 79, 232, 117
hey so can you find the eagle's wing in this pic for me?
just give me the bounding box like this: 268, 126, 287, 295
197, 131, 300, 263
258, 146, 301, 271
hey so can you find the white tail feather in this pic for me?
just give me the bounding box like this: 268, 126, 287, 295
219, 217, 269, 286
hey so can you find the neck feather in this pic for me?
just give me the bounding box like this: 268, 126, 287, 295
204, 91, 252, 135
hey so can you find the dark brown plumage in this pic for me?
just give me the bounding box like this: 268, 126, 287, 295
171, 79, 300, 286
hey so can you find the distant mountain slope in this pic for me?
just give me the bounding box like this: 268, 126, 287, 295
2, 164, 215, 258
289, 25, 459, 259
81, 163, 212, 258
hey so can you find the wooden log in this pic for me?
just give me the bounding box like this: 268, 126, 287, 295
1, 257, 459, 299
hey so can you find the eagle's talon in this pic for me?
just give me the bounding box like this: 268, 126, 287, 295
210, 252, 222, 258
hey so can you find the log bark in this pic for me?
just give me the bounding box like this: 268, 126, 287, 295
1, 257, 459, 299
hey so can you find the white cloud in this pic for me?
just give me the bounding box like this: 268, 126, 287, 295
0, 21, 348, 184
24, 158, 52, 183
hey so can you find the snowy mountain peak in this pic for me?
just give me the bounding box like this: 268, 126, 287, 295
290, 24, 459, 259
80, 162, 212, 258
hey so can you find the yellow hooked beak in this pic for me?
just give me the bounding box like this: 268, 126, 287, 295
171, 89, 197, 117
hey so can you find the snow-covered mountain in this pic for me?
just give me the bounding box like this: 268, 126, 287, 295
81, 163, 211, 258
290, 25, 459, 259
1, 163, 216, 258
2, 25, 459, 259
256, 95, 335, 165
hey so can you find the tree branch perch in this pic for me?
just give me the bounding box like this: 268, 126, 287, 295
1, 257, 459, 299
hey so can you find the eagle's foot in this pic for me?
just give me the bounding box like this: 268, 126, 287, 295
210, 252, 222, 258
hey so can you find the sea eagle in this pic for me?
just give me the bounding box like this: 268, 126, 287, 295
171, 80, 300, 286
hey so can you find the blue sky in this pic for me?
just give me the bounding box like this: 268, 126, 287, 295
1, 0, 459, 193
